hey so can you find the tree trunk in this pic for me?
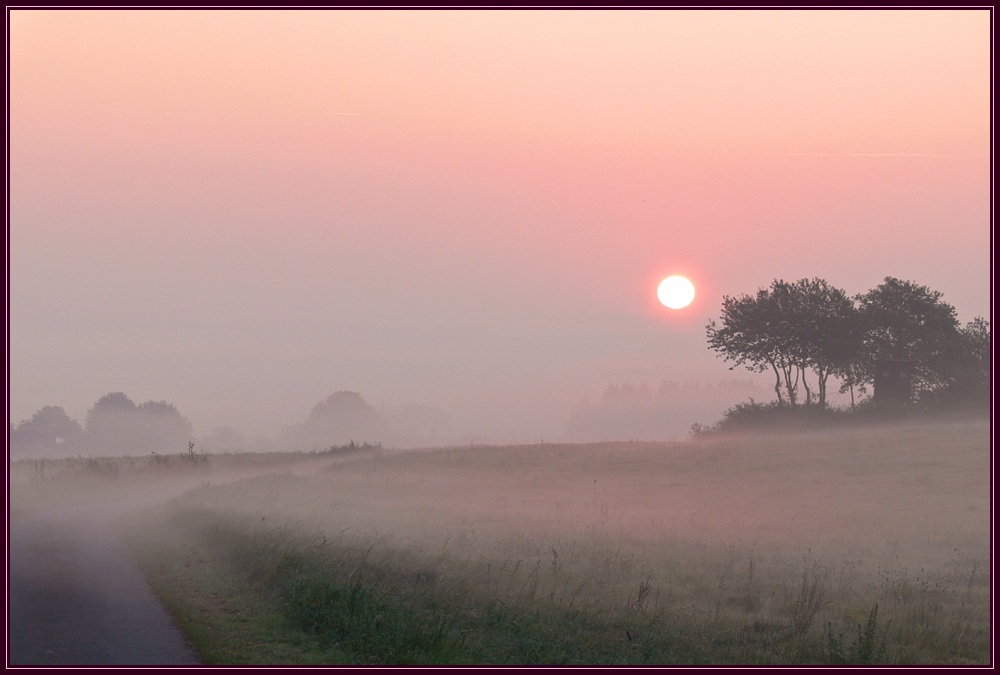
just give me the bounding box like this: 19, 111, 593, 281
770, 361, 784, 405
801, 366, 813, 406
783, 365, 798, 407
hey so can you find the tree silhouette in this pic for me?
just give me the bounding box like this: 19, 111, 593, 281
706, 279, 855, 407
10, 406, 83, 457
84, 392, 193, 455
281, 391, 384, 450
856, 277, 963, 398
933, 316, 991, 404
85, 392, 142, 454
706, 276, 987, 409
136, 400, 194, 453
774, 278, 858, 408
706, 286, 799, 405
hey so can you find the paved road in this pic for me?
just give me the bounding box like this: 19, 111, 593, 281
8, 503, 200, 666
7, 452, 377, 666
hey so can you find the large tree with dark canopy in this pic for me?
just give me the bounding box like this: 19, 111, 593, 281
855, 277, 964, 398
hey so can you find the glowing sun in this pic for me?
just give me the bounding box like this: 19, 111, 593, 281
657, 275, 695, 309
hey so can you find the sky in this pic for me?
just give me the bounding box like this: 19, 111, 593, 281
8, 9, 992, 445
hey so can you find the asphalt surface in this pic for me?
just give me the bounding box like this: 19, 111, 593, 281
7, 452, 378, 667
8, 503, 200, 666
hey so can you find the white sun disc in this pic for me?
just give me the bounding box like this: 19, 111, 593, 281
657, 275, 695, 309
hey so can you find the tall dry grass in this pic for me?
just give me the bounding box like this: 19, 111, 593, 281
145, 419, 988, 663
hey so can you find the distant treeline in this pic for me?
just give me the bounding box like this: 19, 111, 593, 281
10, 390, 451, 458
9, 392, 193, 459
566, 379, 764, 441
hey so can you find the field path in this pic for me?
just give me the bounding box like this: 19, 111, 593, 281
8, 502, 200, 666
7, 451, 376, 666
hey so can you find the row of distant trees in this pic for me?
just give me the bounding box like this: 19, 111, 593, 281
705, 277, 990, 409
10, 392, 193, 458
566, 379, 763, 441
11, 389, 453, 458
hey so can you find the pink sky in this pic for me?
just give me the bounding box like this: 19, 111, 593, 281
8, 9, 991, 443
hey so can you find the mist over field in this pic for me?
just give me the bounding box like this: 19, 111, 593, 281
9, 418, 990, 664
169, 421, 989, 574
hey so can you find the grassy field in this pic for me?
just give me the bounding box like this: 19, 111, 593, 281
13, 420, 991, 664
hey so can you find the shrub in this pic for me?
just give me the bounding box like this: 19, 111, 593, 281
694, 400, 845, 435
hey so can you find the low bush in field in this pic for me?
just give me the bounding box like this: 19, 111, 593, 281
692, 398, 987, 436
695, 400, 845, 434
